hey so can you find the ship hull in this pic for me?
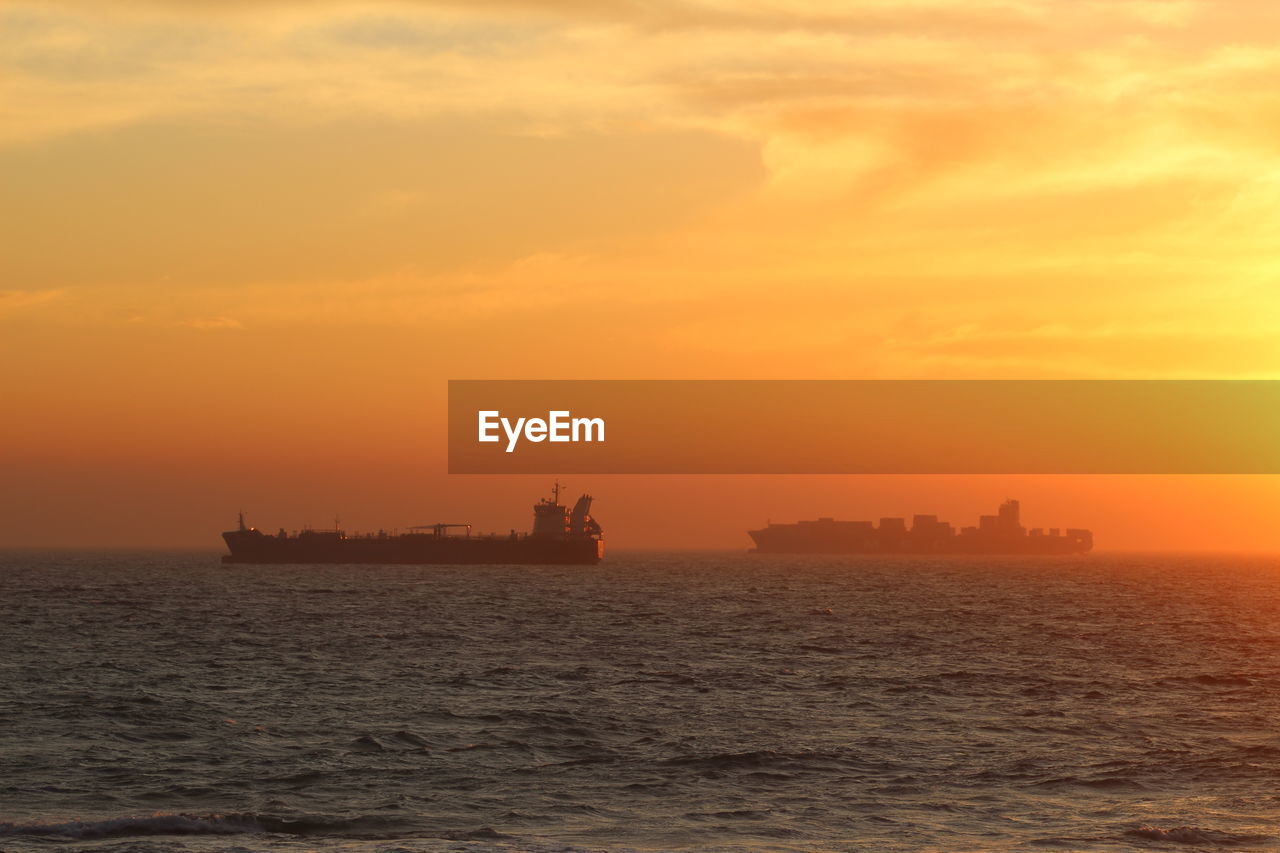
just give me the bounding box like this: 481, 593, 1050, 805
222, 531, 603, 565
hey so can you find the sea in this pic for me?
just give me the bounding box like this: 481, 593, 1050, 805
2, 550, 1280, 853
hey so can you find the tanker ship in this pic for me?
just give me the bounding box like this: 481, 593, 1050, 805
749, 499, 1091, 555
222, 484, 602, 565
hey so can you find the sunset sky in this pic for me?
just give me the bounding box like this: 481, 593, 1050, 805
3, 0, 1280, 549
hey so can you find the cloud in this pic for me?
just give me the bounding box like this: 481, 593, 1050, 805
179, 316, 243, 329
898, 325, 1280, 378
0, 289, 63, 313
0, 117, 760, 290
0, 0, 1226, 151
4, 0, 1280, 382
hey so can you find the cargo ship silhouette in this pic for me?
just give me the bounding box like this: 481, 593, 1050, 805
222, 484, 602, 565
749, 499, 1091, 555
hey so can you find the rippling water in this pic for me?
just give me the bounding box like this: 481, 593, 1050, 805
3, 550, 1280, 852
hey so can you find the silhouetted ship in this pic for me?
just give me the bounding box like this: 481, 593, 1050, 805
749, 500, 1091, 555
222, 485, 603, 565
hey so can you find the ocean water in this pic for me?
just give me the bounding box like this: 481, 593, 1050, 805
2, 550, 1280, 853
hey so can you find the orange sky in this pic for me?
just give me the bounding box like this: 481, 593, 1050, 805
3, 0, 1279, 549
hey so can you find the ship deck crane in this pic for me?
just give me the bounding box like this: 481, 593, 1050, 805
407, 523, 472, 537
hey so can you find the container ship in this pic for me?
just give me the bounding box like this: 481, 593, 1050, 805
749, 499, 1091, 555
222, 485, 603, 565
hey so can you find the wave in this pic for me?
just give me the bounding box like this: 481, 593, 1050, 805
0, 812, 410, 841
1033, 774, 1148, 791
659, 748, 850, 770
1191, 674, 1258, 687
1125, 825, 1272, 846
1, 814, 260, 841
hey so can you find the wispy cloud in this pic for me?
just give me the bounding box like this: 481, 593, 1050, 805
3, 0, 1280, 379
178, 316, 243, 329
0, 288, 63, 313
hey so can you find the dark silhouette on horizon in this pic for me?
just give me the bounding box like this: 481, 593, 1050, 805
749, 500, 1092, 555
221, 483, 602, 565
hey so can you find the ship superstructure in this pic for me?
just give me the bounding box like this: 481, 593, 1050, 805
222, 484, 602, 565
748, 499, 1091, 555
